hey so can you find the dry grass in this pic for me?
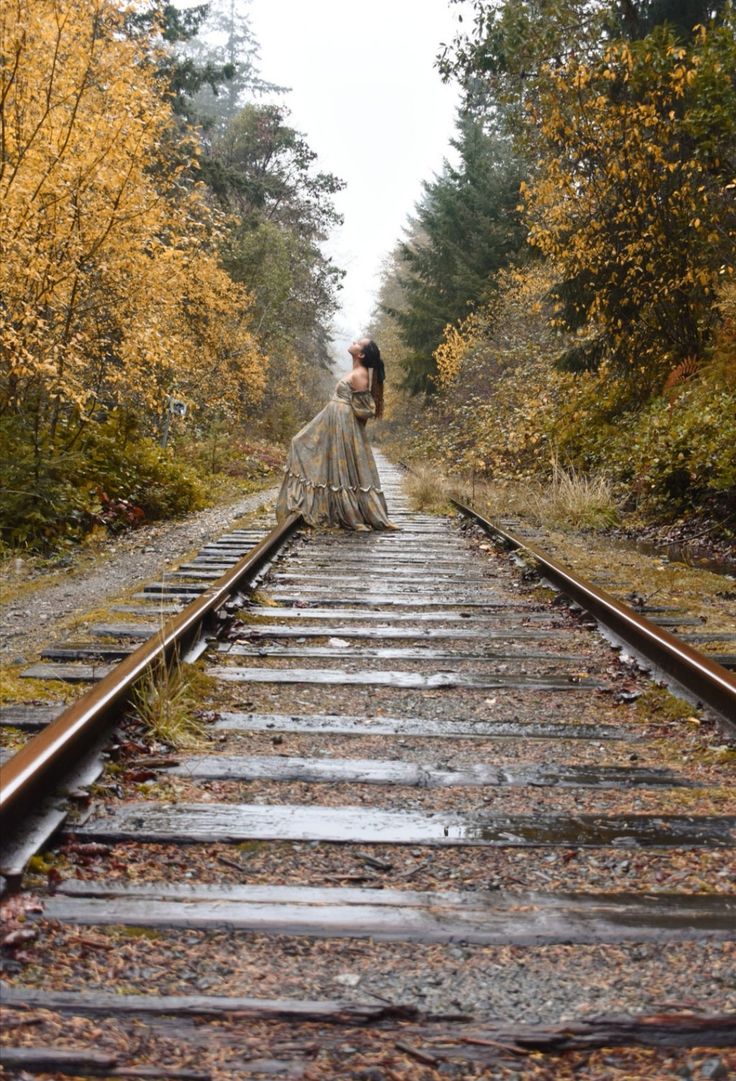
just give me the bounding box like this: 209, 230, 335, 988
402, 464, 454, 514
540, 462, 620, 529
456, 464, 620, 532
131, 654, 210, 749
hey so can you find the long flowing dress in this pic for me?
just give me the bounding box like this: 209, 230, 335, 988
276, 378, 393, 529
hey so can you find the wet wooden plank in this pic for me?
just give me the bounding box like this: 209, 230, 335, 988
235, 625, 564, 641
290, 542, 476, 552
181, 560, 237, 569
214, 711, 632, 741
458, 1016, 734, 1050
710, 654, 736, 669
198, 546, 255, 555
285, 550, 482, 561
211, 532, 270, 539
173, 569, 228, 580
89, 623, 158, 639
647, 616, 705, 628
270, 579, 499, 592
299, 537, 465, 547
132, 592, 203, 602
21, 662, 113, 682
41, 643, 136, 661
266, 593, 522, 608
218, 533, 268, 540
273, 573, 498, 585
189, 552, 241, 560
143, 583, 208, 594
296, 535, 460, 545
207, 665, 602, 690
0, 1047, 119, 1074
0, 703, 64, 729
0, 1039, 239, 1077
242, 607, 556, 623
681, 632, 736, 643
0, 987, 420, 1023
111, 605, 184, 616
76, 802, 736, 848
221, 644, 585, 663
284, 551, 480, 561
45, 881, 736, 944
203, 537, 263, 544
166, 754, 686, 788
287, 557, 488, 570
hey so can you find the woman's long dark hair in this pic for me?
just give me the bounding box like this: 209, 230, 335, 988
360, 339, 385, 419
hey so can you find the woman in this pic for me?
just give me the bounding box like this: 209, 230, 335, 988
276, 337, 397, 530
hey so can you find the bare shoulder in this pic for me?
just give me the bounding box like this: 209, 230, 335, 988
347, 367, 370, 392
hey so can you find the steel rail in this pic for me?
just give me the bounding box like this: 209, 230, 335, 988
0, 513, 303, 828
452, 499, 736, 728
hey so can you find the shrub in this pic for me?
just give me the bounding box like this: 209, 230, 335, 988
0, 415, 206, 549
85, 422, 206, 521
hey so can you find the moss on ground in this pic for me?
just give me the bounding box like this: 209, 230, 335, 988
635, 685, 700, 723
0, 664, 82, 705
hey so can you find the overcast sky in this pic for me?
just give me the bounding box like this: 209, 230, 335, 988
246, 1, 458, 358
229, 1, 462, 360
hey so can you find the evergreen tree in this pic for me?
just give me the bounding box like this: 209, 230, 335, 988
180, 0, 281, 129
207, 103, 345, 366
387, 112, 526, 393
125, 2, 233, 118
615, 0, 730, 39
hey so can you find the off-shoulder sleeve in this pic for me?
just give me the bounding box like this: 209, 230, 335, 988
350, 390, 376, 420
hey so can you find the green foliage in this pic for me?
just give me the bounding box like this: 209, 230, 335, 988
525, 16, 736, 390
125, 1, 235, 120
179, 425, 283, 486
394, 265, 735, 529
0, 415, 205, 550
176, 0, 280, 128
206, 103, 344, 384
441, 1, 730, 97
566, 373, 736, 514
0, 3, 343, 555
442, 3, 736, 390
615, 0, 732, 40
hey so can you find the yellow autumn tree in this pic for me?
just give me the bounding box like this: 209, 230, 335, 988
0, 2, 264, 440
434, 316, 481, 389
0, 0, 266, 542
522, 13, 736, 394
421, 264, 565, 476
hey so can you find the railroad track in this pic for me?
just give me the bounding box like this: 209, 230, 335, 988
1, 454, 735, 1080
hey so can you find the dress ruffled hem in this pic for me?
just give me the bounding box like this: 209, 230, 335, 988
277, 471, 393, 530
281, 467, 384, 496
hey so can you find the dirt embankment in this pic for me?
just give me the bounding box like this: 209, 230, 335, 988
0, 487, 278, 664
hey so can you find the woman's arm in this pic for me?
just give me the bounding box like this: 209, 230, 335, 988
350, 390, 376, 423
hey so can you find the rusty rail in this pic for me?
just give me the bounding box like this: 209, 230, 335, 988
0, 513, 302, 829
452, 499, 736, 729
